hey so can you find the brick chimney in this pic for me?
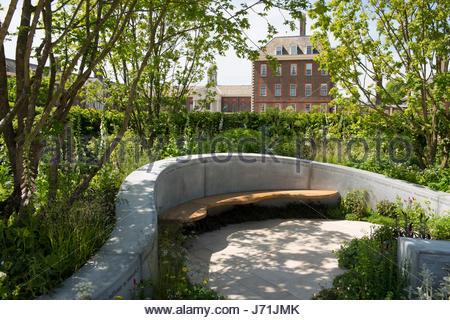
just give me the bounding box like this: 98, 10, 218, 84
299, 13, 306, 36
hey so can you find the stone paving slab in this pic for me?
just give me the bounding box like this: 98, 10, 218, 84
187, 219, 375, 300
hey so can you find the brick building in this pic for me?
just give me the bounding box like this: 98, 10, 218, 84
252, 20, 334, 113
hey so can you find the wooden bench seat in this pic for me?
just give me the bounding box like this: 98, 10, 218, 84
160, 190, 339, 223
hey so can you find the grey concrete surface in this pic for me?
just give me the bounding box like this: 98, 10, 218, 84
187, 219, 375, 299
46, 154, 450, 299
398, 237, 450, 290
310, 161, 450, 213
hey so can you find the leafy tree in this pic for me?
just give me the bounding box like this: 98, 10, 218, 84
310, 0, 450, 168
104, 0, 309, 153
0, 0, 308, 220
0, 0, 143, 220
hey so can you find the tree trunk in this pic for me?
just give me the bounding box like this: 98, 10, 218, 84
0, 43, 20, 220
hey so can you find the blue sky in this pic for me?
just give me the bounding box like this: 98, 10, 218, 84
0, 0, 311, 85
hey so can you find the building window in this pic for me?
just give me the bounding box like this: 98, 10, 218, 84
260, 103, 266, 112
276, 46, 283, 55
305, 103, 311, 112
305, 63, 312, 76
290, 84, 297, 97
305, 84, 312, 97
321, 103, 327, 112
320, 83, 328, 96
286, 104, 295, 111
275, 103, 282, 110
321, 69, 328, 76
276, 65, 282, 76
275, 84, 282, 97
260, 64, 267, 77
290, 45, 297, 55
290, 64, 297, 76
306, 46, 312, 54
260, 84, 267, 97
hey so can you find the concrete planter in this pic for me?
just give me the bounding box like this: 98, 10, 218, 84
398, 237, 450, 291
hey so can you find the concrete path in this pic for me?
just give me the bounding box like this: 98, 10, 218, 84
186, 219, 374, 299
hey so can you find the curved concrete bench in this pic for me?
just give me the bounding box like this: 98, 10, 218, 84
46, 154, 450, 299
161, 190, 339, 222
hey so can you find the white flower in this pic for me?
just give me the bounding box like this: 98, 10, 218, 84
73, 281, 95, 300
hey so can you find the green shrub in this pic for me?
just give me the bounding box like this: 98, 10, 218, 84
336, 238, 360, 269
313, 288, 339, 300
212, 128, 261, 154
315, 226, 406, 300
344, 213, 359, 221
366, 214, 396, 227
397, 198, 430, 238
62, 108, 450, 193
428, 215, 450, 240
376, 200, 399, 218
341, 190, 369, 220
0, 188, 116, 299
0, 134, 144, 299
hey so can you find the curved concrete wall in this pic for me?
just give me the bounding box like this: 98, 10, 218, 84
47, 154, 450, 299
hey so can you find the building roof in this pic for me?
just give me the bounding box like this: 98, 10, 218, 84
5, 58, 104, 84
257, 35, 319, 61
217, 85, 252, 97
189, 85, 251, 98
5, 58, 38, 75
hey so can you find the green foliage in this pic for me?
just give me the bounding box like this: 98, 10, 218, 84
396, 198, 431, 239
152, 223, 223, 300
309, 0, 450, 168
0, 132, 145, 299
188, 128, 261, 155
216, 128, 261, 153
315, 226, 406, 300
317, 198, 448, 300
335, 237, 361, 270
428, 215, 450, 240
0, 186, 116, 299
344, 213, 360, 221
376, 200, 399, 218
366, 214, 396, 227
69, 106, 124, 137
341, 190, 369, 220
0, 137, 12, 202
7, 76, 49, 107
65, 108, 450, 193
1, 106, 449, 299
372, 198, 450, 240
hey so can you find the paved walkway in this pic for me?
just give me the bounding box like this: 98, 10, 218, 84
186, 219, 374, 299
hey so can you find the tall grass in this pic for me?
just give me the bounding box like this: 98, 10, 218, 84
0, 133, 149, 299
